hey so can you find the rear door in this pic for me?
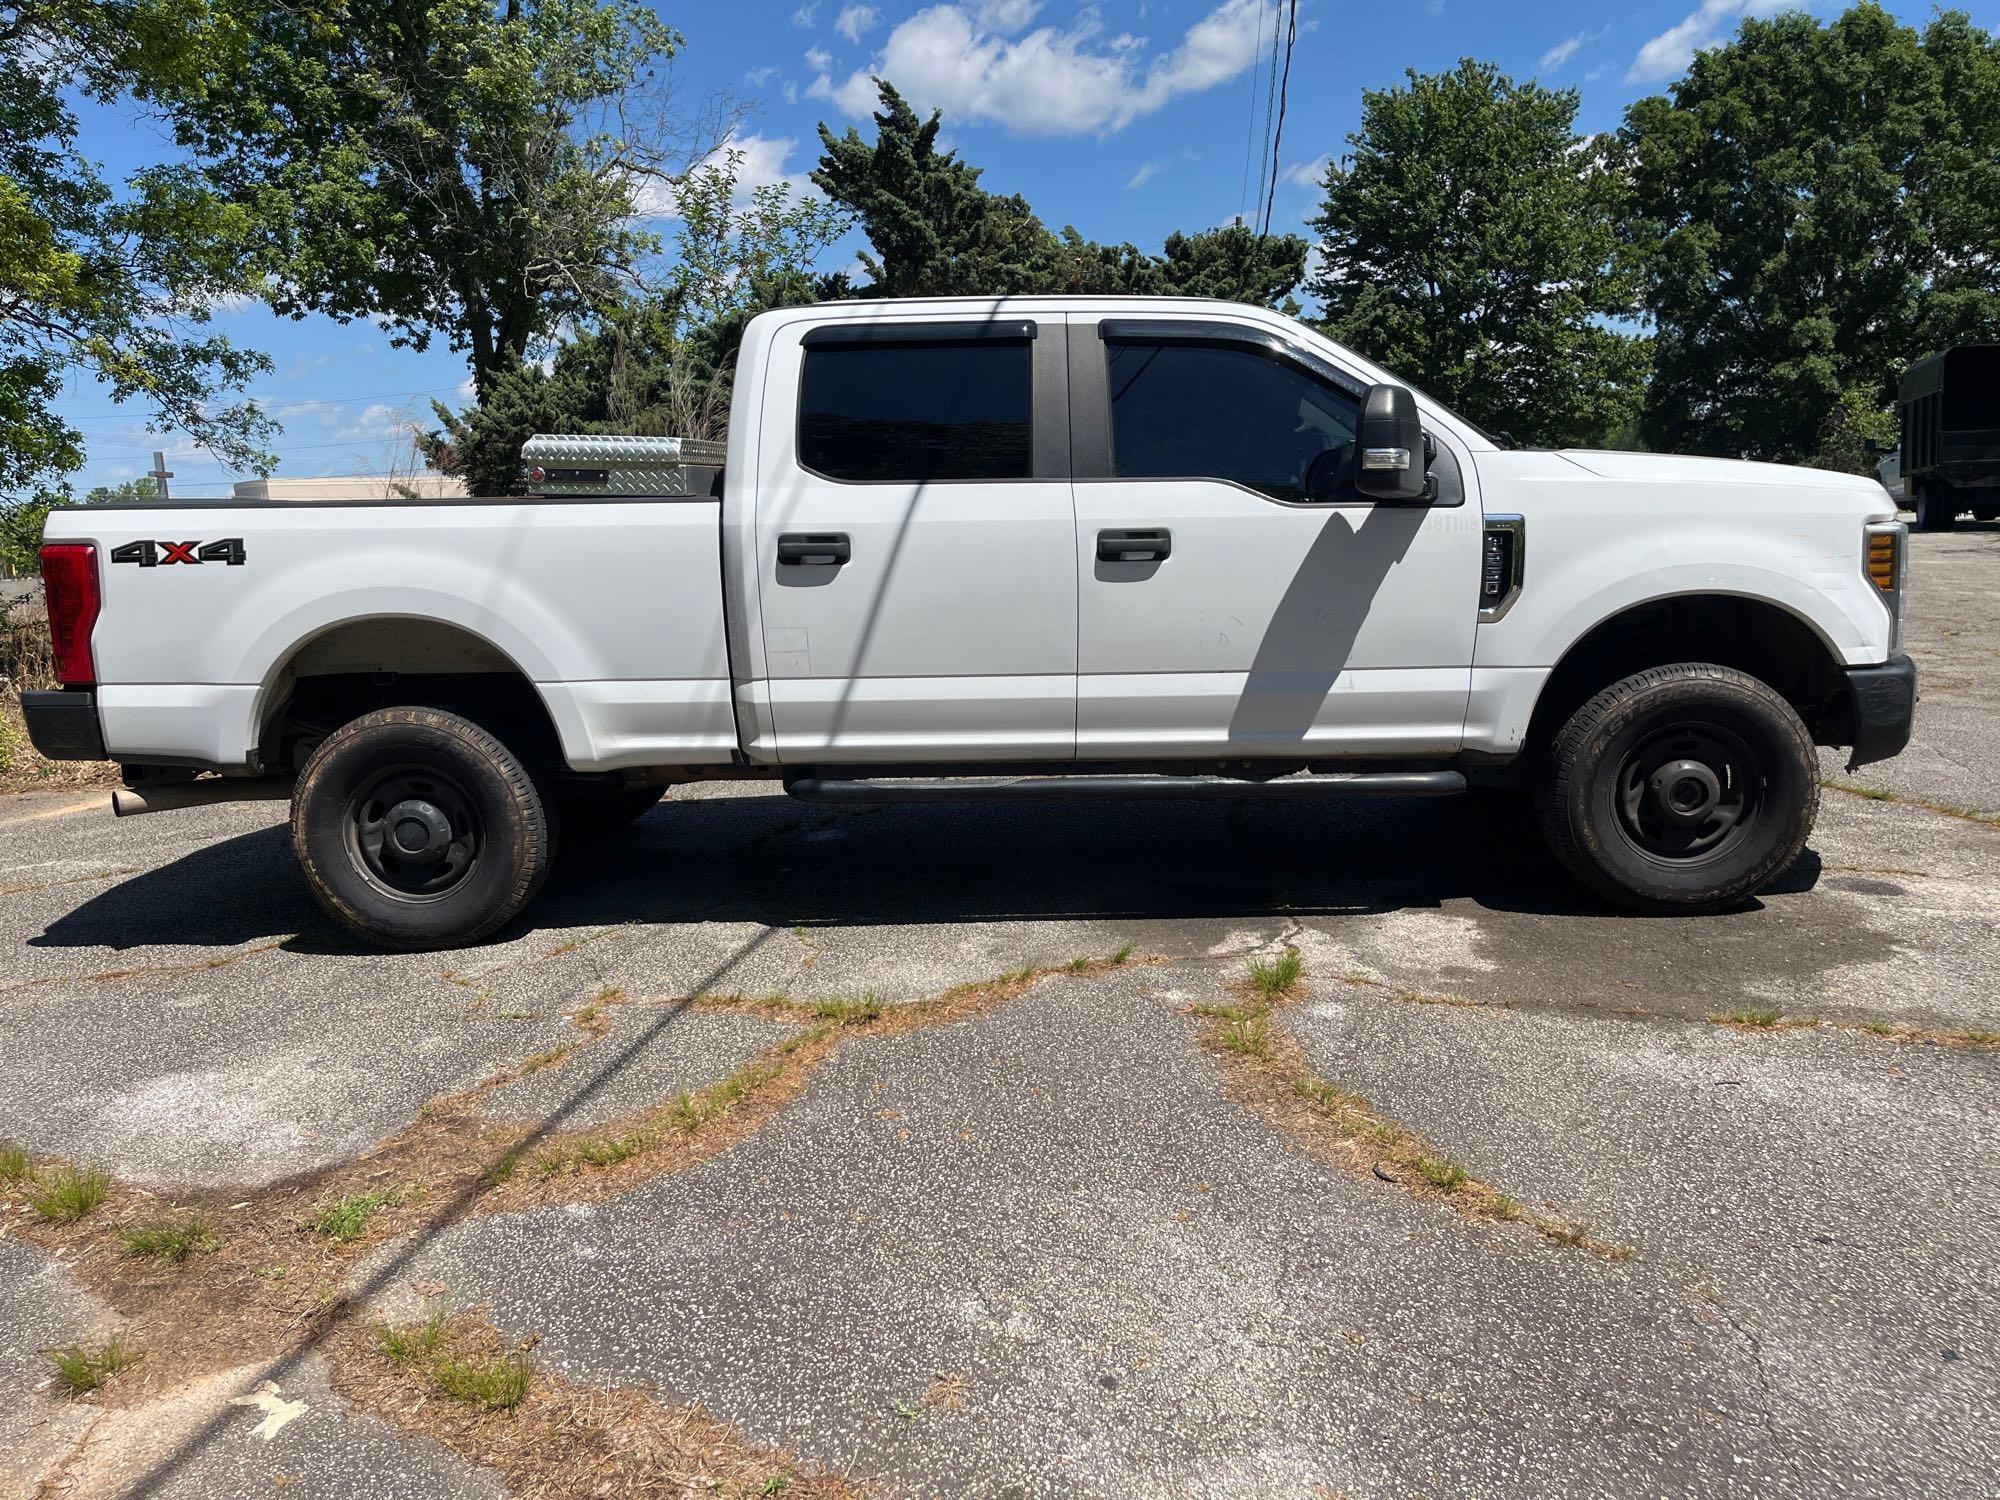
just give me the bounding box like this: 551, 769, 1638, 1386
753, 315, 1076, 762
1068, 315, 1480, 760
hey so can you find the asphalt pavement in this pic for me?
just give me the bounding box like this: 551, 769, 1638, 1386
1, 527, 1995, 1498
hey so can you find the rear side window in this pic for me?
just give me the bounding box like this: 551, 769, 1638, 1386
798, 340, 1032, 482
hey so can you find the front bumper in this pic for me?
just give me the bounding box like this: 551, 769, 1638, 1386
19, 689, 107, 761
1844, 656, 1916, 770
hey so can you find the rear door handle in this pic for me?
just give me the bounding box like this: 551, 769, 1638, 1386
1097, 528, 1171, 563
778, 532, 850, 566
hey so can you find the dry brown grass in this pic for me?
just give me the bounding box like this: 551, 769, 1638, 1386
0, 600, 115, 793
1193, 960, 1635, 1263
334, 1313, 864, 1497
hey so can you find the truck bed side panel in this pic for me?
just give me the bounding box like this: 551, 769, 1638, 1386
46, 500, 732, 771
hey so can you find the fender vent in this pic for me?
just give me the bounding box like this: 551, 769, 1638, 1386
1480, 515, 1525, 621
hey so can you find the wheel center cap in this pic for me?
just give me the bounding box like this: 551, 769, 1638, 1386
385, 799, 452, 860
1649, 759, 1721, 824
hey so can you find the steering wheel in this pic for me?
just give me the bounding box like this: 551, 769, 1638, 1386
1302, 441, 1355, 501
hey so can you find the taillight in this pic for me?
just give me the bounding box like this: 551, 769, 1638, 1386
39, 543, 100, 687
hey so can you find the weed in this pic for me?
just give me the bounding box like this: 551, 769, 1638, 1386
515, 1043, 574, 1076
376, 1310, 448, 1365
1861, 1020, 1898, 1036
1190, 1001, 1252, 1022
434, 1351, 532, 1410
1109, 942, 1137, 965
118, 1215, 219, 1264
46, 1337, 138, 1396
812, 995, 886, 1024
1219, 1014, 1272, 1058
307, 1186, 400, 1242
30, 1165, 108, 1225
481, 1151, 522, 1188
1246, 947, 1303, 998
0, 1141, 28, 1181
759, 1477, 792, 1496
1418, 1156, 1468, 1192
1065, 956, 1091, 973
1711, 1007, 1782, 1028
573, 1135, 645, 1168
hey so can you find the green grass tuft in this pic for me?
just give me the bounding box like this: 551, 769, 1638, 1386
375, 1310, 448, 1365
307, 1186, 400, 1242
1711, 1007, 1782, 1028
812, 995, 886, 1024
433, 1351, 532, 1410
0, 1142, 29, 1181
46, 1337, 138, 1395
1108, 942, 1137, 965
1219, 1014, 1272, 1058
118, 1215, 219, 1264
1418, 1156, 1469, 1192
30, 1165, 108, 1225
1246, 947, 1303, 998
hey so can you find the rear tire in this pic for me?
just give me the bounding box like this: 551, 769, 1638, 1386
292, 707, 551, 949
1914, 481, 1959, 532
1535, 664, 1818, 914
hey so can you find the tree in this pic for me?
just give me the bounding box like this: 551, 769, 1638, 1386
1309, 60, 1647, 447
816, 81, 1307, 307
0, 0, 273, 517
143, 0, 722, 394
82, 476, 161, 505
425, 143, 851, 495
1619, 4, 2000, 466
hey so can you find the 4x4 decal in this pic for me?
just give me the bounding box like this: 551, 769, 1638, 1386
110, 539, 246, 567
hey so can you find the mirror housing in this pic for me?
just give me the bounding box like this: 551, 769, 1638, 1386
1356, 383, 1430, 503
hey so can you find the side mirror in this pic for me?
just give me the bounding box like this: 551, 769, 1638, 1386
1356, 383, 1430, 502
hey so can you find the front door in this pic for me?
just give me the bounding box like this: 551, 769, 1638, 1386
754, 315, 1077, 762
1068, 315, 1480, 760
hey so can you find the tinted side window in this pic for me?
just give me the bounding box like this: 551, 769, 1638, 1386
799, 341, 1032, 482
1106, 340, 1362, 502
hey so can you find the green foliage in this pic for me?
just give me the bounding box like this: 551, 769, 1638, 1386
144, 0, 697, 391
1618, 3, 2000, 466
0, 2, 272, 502
30, 1165, 109, 1225
118, 1214, 220, 1264
816, 82, 1307, 307
306, 1185, 400, 1241
46, 1337, 139, 1396
432, 1350, 532, 1409
82, 477, 161, 505
1310, 59, 1648, 448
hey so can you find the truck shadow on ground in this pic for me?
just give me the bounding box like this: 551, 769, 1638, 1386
31, 790, 1823, 954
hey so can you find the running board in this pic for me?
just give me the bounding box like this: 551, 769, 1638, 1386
784, 771, 1466, 804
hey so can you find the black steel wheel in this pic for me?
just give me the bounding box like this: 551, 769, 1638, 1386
292, 707, 551, 949
1537, 664, 1818, 914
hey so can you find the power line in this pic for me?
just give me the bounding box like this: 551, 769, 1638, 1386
1254, 0, 1285, 229
1237, 0, 1270, 224
1261, 0, 1301, 240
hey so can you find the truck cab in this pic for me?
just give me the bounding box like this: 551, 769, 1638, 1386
25, 296, 1917, 948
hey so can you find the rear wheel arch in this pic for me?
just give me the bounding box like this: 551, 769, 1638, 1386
254, 616, 571, 777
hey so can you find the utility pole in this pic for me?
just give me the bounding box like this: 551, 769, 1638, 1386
150, 450, 173, 501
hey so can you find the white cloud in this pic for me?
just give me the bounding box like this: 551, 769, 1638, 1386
1279, 155, 1327, 189
1539, 32, 1586, 72
816, 0, 1268, 137
792, 3, 818, 26
336, 403, 419, 442
630, 133, 819, 220
1627, 1, 1798, 83
1125, 161, 1163, 189
805, 44, 833, 72
835, 4, 880, 42
744, 65, 777, 86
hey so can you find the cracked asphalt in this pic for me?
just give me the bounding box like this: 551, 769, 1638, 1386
1, 527, 1997, 1497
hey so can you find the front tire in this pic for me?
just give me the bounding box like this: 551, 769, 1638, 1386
1536, 664, 1818, 915
292, 707, 552, 949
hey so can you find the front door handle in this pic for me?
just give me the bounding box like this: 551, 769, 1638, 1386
778, 532, 850, 567
1097, 528, 1171, 563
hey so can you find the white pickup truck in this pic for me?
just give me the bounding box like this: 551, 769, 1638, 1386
25, 296, 1916, 948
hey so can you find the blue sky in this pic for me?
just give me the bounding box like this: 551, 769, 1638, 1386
63, 0, 2000, 497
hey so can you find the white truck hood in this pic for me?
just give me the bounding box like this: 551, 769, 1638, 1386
1556, 448, 1889, 499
